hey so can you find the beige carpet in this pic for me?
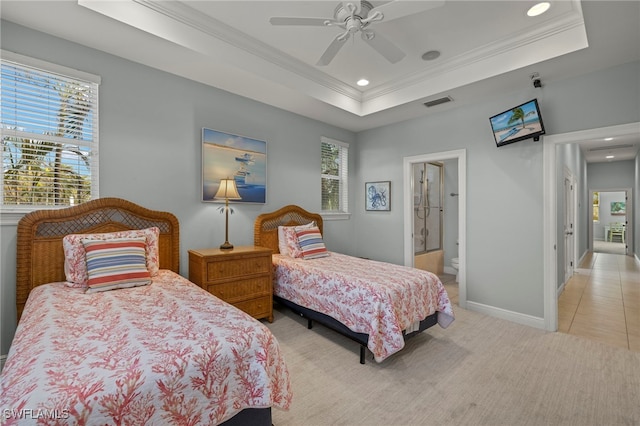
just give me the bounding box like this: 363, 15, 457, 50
266, 300, 640, 426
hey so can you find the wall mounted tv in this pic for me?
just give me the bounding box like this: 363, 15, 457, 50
489, 98, 546, 147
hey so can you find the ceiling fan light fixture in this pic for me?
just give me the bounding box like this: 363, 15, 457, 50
527, 2, 551, 17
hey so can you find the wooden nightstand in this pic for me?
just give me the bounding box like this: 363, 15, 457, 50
188, 246, 273, 322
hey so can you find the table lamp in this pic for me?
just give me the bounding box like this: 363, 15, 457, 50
214, 178, 242, 250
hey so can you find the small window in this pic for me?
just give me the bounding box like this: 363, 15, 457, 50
321, 137, 348, 215
1, 51, 100, 211
592, 191, 599, 222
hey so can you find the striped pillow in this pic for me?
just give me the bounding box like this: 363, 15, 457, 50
295, 226, 329, 259
83, 237, 152, 293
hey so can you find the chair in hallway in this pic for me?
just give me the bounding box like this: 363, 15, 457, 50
609, 222, 625, 243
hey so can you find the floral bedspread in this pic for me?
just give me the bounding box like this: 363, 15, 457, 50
0, 270, 292, 425
273, 252, 454, 362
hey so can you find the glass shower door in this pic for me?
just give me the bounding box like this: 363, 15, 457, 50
413, 162, 443, 254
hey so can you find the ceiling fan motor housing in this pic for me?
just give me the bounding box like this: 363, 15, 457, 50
334, 1, 375, 27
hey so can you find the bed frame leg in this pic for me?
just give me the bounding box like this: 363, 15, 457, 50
307, 319, 313, 329
360, 345, 366, 364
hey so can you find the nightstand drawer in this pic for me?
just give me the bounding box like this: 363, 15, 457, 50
207, 277, 271, 302
206, 256, 270, 281
233, 296, 272, 318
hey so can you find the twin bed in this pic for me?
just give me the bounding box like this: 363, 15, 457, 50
1, 198, 291, 425
1, 199, 454, 424
254, 204, 454, 364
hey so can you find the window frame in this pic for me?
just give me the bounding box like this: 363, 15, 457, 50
1, 50, 100, 224
320, 136, 350, 221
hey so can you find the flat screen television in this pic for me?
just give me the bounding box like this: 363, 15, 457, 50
489, 98, 545, 147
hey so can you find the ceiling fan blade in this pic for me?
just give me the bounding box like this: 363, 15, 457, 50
269, 17, 332, 26
361, 31, 406, 63
316, 35, 350, 66
370, 0, 445, 22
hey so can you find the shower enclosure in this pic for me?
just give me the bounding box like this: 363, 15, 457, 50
413, 162, 443, 254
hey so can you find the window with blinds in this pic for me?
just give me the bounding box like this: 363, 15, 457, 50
321, 137, 348, 214
1, 51, 100, 209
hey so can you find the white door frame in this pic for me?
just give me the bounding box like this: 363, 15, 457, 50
563, 168, 577, 284
403, 149, 467, 308
543, 121, 640, 331
591, 188, 633, 253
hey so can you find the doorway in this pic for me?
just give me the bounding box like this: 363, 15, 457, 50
543, 121, 639, 332
590, 189, 630, 255
403, 149, 467, 308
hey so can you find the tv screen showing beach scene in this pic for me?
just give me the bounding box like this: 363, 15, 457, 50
490, 99, 545, 147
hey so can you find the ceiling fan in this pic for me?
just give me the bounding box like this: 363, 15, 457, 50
269, 1, 444, 66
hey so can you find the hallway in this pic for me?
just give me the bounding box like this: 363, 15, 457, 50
558, 251, 639, 352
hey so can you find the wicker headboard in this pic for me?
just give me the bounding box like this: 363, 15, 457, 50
254, 205, 323, 254
16, 197, 180, 320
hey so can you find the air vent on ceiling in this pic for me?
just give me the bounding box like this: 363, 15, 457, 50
424, 96, 453, 108
588, 144, 633, 151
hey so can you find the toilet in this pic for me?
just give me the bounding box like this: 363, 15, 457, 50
451, 257, 459, 282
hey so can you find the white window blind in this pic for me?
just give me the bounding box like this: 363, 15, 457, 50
321, 137, 348, 214
1, 51, 99, 209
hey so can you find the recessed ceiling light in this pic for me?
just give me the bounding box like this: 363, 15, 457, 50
357, 79, 369, 87
606, 155, 615, 159
421, 50, 441, 61
604, 137, 613, 141
527, 2, 550, 17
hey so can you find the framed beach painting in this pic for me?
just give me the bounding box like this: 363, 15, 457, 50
202, 128, 267, 203
610, 201, 625, 215
365, 181, 390, 211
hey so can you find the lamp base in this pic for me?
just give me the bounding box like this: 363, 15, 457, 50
219, 241, 234, 250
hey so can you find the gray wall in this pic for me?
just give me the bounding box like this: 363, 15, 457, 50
0, 21, 356, 354
555, 143, 588, 289
354, 61, 640, 318
2, 20, 639, 355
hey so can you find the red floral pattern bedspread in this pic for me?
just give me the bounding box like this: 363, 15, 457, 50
0, 270, 292, 425
273, 253, 455, 362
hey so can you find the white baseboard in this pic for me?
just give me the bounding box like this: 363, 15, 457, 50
557, 281, 566, 297
466, 301, 546, 330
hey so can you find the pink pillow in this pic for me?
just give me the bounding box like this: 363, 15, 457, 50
278, 221, 314, 256
63, 227, 160, 287
281, 227, 303, 258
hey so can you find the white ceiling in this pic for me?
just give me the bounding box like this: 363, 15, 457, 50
2, 0, 639, 162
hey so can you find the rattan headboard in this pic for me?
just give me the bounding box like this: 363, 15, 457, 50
254, 205, 323, 254
16, 197, 180, 320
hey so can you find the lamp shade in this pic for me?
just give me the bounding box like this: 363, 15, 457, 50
214, 178, 241, 200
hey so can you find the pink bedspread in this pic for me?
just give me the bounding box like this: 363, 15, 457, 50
273, 252, 454, 362
0, 270, 292, 425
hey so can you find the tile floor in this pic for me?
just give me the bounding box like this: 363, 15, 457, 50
558, 251, 639, 352
439, 252, 639, 352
